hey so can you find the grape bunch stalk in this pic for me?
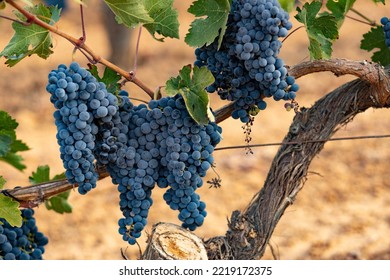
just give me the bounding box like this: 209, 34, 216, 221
195, 0, 299, 123
46, 62, 222, 245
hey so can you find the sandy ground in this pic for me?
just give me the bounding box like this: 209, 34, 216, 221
0, 1, 390, 260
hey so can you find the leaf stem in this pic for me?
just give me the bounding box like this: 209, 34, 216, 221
0, 14, 31, 25
133, 26, 143, 75
350, 8, 376, 26
282, 25, 304, 43
4, 0, 154, 99
79, 2, 86, 41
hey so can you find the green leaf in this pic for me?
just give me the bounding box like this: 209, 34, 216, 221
88, 64, 121, 94
361, 26, 390, 66
165, 65, 214, 125
0, 111, 29, 171
143, 0, 179, 40
185, 0, 231, 48
53, 172, 66, 180
45, 191, 72, 214
1, 153, 26, 171
295, 1, 339, 60
0, 132, 13, 157
372, 0, 385, 4
29, 165, 50, 184
9, 139, 29, 153
0, 176, 6, 189
0, 4, 60, 66
0, 194, 22, 227
103, 0, 153, 29
326, 0, 356, 27
0, 110, 18, 130
279, 0, 295, 13
29, 165, 72, 214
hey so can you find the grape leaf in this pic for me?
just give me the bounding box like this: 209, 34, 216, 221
166, 65, 214, 125
88, 64, 121, 94
0, 4, 60, 67
1, 153, 26, 171
185, 0, 231, 48
0, 110, 18, 131
29, 165, 72, 214
103, 0, 153, 29
29, 165, 50, 184
45, 191, 72, 214
279, 0, 295, 13
0, 111, 29, 171
326, 0, 356, 27
0, 133, 13, 157
0, 175, 22, 227
295, 1, 339, 60
143, 0, 179, 40
0, 172, 22, 227
361, 26, 390, 66
0, 176, 5, 189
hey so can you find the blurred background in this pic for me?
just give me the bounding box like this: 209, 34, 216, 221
0, 0, 390, 259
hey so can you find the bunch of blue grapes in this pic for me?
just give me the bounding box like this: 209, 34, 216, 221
46, 62, 120, 194
107, 100, 157, 244
47, 63, 223, 245
114, 95, 221, 244
195, 0, 298, 123
0, 209, 48, 260
381, 17, 390, 47
150, 96, 222, 231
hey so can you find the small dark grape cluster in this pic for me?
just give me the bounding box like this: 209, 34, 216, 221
195, 0, 299, 123
46, 63, 222, 245
381, 17, 390, 47
0, 209, 48, 260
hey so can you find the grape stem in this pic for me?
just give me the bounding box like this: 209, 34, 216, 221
350, 8, 376, 26
282, 25, 304, 43
3, 0, 155, 99
345, 15, 377, 27
0, 14, 32, 25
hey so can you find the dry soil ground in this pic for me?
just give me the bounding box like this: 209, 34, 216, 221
1, 1, 390, 260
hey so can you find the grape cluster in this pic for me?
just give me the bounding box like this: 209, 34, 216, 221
0, 209, 48, 260
151, 97, 221, 231
195, 0, 299, 123
112, 96, 222, 244
46, 63, 222, 245
46, 62, 119, 194
381, 17, 390, 47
